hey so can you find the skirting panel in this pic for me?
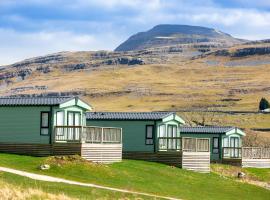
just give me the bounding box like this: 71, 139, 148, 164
0, 143, 51, 156
182, 152, 210, 173
222, 158, 242, 166
52, 143, 81, 156
123, 151, 182, 167
81, 143, 122, 163
242, 159, 270, 168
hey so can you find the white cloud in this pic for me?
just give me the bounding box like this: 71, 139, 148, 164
0, 28, 122, 65
0, 0, 270, 64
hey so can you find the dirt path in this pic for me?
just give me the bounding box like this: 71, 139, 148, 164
0, 167, 180, 200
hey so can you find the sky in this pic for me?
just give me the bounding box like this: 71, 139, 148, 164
0, 0, 270, 65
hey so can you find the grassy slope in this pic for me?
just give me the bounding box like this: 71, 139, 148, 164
0, 153, 269, 200
2, 58, 270, 112
0, 172, 148, 200
212, 164, 270, 183
244, 168, 270, 182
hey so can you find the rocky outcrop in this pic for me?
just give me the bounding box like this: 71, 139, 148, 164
232, 47, 270, 57
212, 47, 270, 57
103, 57, 144, 65
63, 63, 86, 71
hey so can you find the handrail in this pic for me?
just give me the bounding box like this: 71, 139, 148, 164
55, 126, 83, 128
157, 137, 210, 152
242, 147, 270, 159
222, 147, 242, 159
54, 126, 122, 144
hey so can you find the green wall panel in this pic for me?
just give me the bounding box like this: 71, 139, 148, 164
0, 106, 51, 144
87, 120, 156, 152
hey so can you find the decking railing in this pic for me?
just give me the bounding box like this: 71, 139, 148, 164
54, 126, 122, 144
158, 137, 210, 152
83, 126, 122, 144
54, 126, 82, 142
222, 147, 242, 159
158, 137, 181, 151
242, 147, 270, 159
182, 137, 210, 152
222, 147, 270, 159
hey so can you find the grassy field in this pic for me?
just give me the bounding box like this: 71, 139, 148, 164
0, 153, 269, 200
211, 164, 270, 183
1, 57, 270, 113
0, 172, 147, 200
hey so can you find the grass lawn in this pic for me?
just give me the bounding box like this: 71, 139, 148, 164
211, 163, 270, 183
243, 168, 270, 183
0, 172, 149, 200
0, 153, 270, 200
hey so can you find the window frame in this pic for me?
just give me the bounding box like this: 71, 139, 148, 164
145, 125, 154, 145
67, 111, 81, 126
212, 137, 220, 154
40, 111, 50, 136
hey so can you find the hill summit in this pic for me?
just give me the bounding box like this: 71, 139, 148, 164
115, 24, 244, 51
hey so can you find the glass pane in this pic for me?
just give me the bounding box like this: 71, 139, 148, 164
230, 138, 234, 147
68, 113, 74, 126
146, 139, 153, 145
167, 126, 172, 137
56, 111, 64, 126
223, 137, 229, 147
234, 138, 239, 147
41, 128, 49, 135
41, 113, 49, 127
147, 126, 153, 138
159, 125, 166, 137
173, 126, 177, 137
213, 138, 219, 148
74, 113, 80, 126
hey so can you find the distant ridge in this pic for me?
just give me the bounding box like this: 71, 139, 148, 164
115, 24, 244, 51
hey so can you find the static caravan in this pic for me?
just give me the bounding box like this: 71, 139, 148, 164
0, 96, 122, 163
87, 112, 189, 166
180, 126, 246, 162
86, 112, 185, 153
86, 112, 213, 172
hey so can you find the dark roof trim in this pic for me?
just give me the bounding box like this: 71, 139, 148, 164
180, 126, 236, 134
0, 96, 74, 106
86, 112, 175, 120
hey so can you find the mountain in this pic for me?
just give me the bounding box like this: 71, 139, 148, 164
0, 25, 270, 117
115, 24, 245, 51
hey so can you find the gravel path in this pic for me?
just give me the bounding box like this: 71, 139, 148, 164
0, 166, 180, 200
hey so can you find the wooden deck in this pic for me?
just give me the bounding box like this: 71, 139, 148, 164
81, 143, 122, 163
0, 126, 123, 164
123, 151, 182, 167
242, 147, 270, 168
182, 152, 210, 173
222, 147, 270, 168
124, 137, 211, 173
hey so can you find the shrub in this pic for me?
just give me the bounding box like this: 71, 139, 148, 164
259, 97, 270, 111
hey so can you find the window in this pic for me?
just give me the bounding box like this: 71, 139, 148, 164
146, 125, 154, 145
223, 137, 229, 147
56, 111, 64, 136
67, 112, 81, 140
212, 137, 219, 154
230, 137, 240, 158
56, 111, 64, 126
158, 124, 166, 137
167, 125, 178, 150
67, 112, 81, 126
40, 112, 49, 135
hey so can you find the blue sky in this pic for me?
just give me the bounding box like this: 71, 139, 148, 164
0, 0, 270, 65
